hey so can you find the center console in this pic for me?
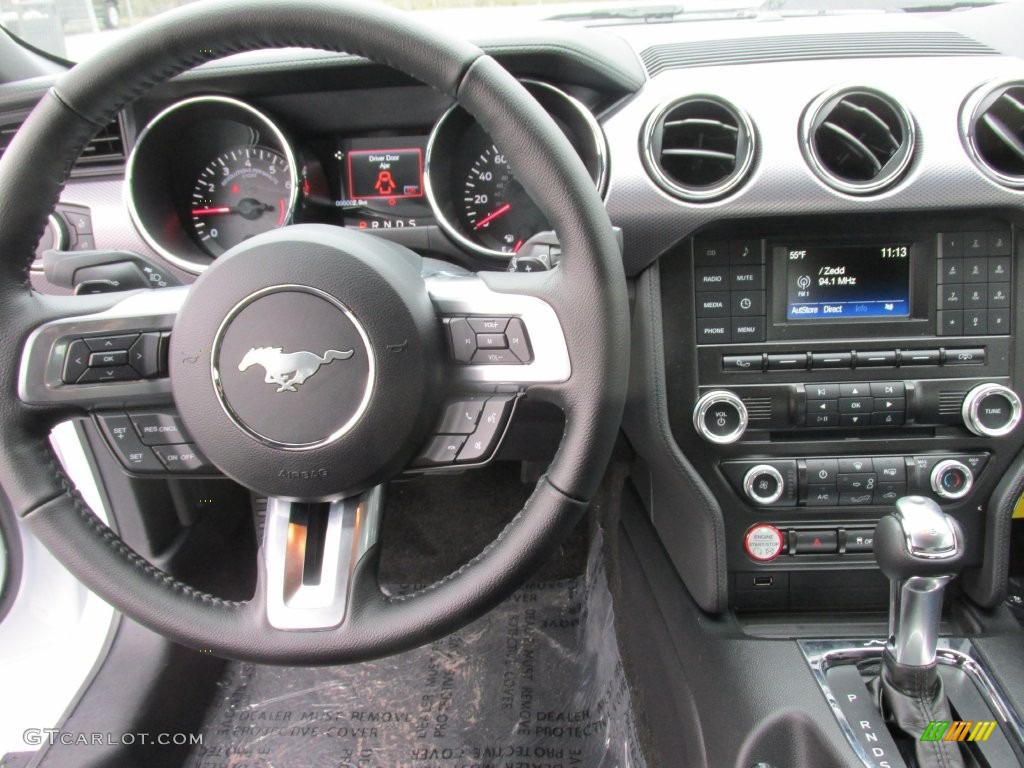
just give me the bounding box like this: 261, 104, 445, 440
659, 213, 1024, 612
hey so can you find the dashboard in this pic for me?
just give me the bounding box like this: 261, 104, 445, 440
5, 3, 1024, 620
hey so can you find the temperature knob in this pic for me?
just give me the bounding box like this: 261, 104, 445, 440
693, 390, 748, 444
961, 383, 1022, 437
930, 460, 973, 500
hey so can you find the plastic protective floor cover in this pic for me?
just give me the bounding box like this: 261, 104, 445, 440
186, 533, 646, 768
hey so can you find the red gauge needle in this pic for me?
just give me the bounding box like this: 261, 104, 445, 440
192, 207, 232, 216
474, 203, 511, 230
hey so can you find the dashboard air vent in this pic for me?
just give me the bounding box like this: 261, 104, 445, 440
0, 113, 125, 170
801, 87, 915, 195
961, 80, 1024, 189
642, 96, 755, 202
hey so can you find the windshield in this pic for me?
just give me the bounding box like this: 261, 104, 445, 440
0, 0, 1018, 62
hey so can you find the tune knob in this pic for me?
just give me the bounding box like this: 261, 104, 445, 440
693, 390, 748, 444
961, 383, 1022, 437
743, 464, 785, 505
930, 460, 973, 500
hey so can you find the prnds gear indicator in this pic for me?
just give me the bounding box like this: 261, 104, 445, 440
347, 148, 423, 200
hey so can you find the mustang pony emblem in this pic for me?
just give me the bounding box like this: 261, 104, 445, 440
238, 347, 353, 392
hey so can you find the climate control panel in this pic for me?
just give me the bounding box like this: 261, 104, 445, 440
722, 454, 989, 508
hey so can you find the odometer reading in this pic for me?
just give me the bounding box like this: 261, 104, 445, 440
190, 145, 293, 256
458, 145, 546, 255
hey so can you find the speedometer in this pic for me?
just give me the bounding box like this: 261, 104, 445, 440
426, 80, 607, 260
459, 145, 547, 255
190, 146, 293, 256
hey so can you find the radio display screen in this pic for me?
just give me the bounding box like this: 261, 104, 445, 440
785, 244, 911, 320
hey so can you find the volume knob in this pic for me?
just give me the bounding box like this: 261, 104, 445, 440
693, 390, 748, 444
962, 383, 1022, 437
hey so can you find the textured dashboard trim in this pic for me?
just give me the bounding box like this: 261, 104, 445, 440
641, 31, 997, 76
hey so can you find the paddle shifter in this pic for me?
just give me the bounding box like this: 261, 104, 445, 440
873, 496, 966, 767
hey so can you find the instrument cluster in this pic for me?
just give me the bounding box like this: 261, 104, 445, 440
125, 82, 607, 273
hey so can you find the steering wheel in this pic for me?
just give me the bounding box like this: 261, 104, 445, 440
0, 0, 628, 663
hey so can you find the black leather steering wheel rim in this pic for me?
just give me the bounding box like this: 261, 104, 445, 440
0, 0, 628, 663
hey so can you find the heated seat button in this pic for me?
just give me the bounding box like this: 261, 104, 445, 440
63, 339, 90, 383
794, 530, 838, 554
85, 334, 138, 351
129, 411, 193, 446
95, 413, 163, 472
152, 444, 214, 472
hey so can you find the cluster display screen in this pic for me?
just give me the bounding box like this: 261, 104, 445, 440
785, 244, 911, 320
346, 147, 423, 200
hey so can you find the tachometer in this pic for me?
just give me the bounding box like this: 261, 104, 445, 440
190, 146, 292, 256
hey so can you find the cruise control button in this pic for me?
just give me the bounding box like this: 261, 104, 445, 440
447, 318, 476, 363
457, 397, 514, 463
152, 443, 213, 472
129, 412, 192, 446
78, 366, 140, 383
794, 530, 838, 554
468, 317, 510, 333
85, 334, 138, 351
412, 435, 467, 467
437, 400, 485, 435
63, 339, 90, 384
88, 350, 127, 367
96, 414, 164, 472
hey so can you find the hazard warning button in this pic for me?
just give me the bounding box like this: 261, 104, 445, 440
794, 529, 838, 554
743, 524, 784, 562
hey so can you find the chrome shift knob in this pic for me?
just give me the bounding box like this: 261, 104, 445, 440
874, 496, 964, 667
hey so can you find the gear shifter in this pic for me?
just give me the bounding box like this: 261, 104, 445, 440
873, 496, 966, 768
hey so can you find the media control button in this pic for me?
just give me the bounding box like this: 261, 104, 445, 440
693, 391, 748, 443
697, 319, 731, 344
870, 412, 905, 426
839, 397, 872, 414
732, 318, 766, 342
447, 318, 476, 363
743, 524, 784, 562
807, 384, 841, 399
767, 353, 806, 371
901, 349, 941, 366
840, 414, 869, 427
694, 241, 729, 265
504, 319, 532, 363
794, 530, 838, 554
964, 309, 988, 335
938, 311, 963, 336
731, 291, 765, 316
856, 350, 896, 367
808, 412, 839, 427
870, 382, 905, 398
874, 397, 905, 413
938, 258, 963, 283
723, 354, 763, 372
839, 383, 870, 398
695, 266, 729, 291
807, 401, 839, 419
811, 352, 852, 369
805, 484, 839, 506
730, 265, 764, 290
468, 317, 510, 333
988, 231, 1011, 256
697, 291, 730, 317
730, 240, 763, 264
964, 257, 988, 283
